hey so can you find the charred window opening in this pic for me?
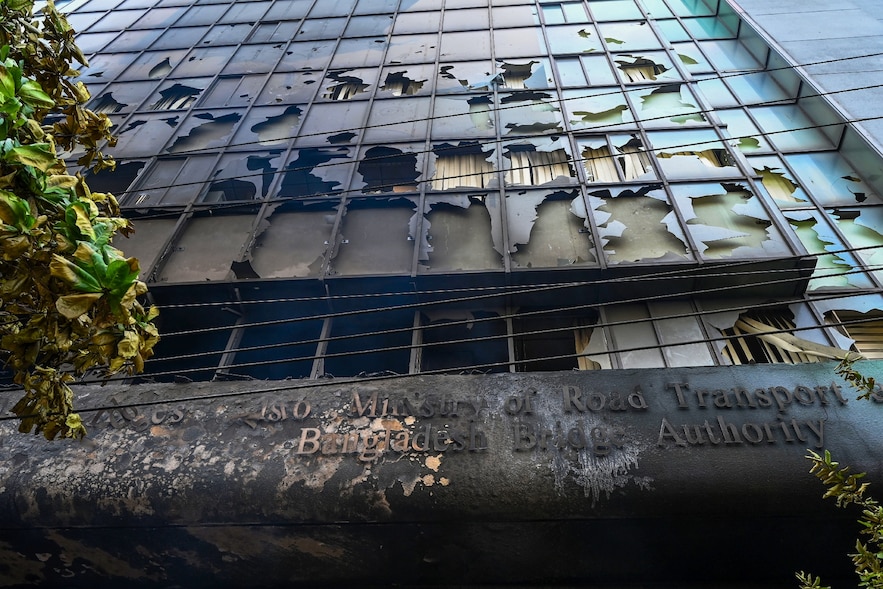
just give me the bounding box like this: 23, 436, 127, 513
91, 93, 126, 114
278, 148, 349, 198
166, 112, 242, 153
250, 105, 302, 144
381, 71, 425, 96
431, 142, 495, 190
419, 310, 508, 374
615, 55, 669, 82
826, 310, 883, 359
150, 83, 202, 110
721, 309, 826, 365
323, 309, 413, 377
504, 145, 573, 186
514, 310, 600, 371
358, 146, 420, 193
323, 70, 370, 100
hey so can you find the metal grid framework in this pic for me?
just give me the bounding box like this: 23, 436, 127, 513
60, 0, 883, 379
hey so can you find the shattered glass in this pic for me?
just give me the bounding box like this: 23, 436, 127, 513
599, 22, 663, 50
276, 148, 353, 199
748, 155, 810, 207
546, 25, 604, 54
166, 111, 242, 154
430, 142, 496, 190
250, 205, 338, 278
564, 88, 633, 131
330, 200, 416, 275
613, 52, 679, 83
499, 91, 564, 135
785, 152, 879, 206
509, 190, 596, 268
431, 94, 495, 139
586, 185, 690, 263
646, 129, 741, 180
420, 195, 504, 271
781, 209, 875, 290
670, 182, 790, 259
503, 139, 575, 186
355, 145, 423, 193
202, 152, 281, 203
627, 84, 706, 127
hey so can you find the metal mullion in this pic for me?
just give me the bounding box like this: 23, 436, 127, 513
310, 315, 334, 379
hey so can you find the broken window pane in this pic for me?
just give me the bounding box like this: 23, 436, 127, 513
166, 111, 242, 154
158, 214, 255, 283
379, 67, 431, 96
419, 309, 508, 373
110, 217, 179, 280
89, 81, 158, 114
830, 208, 883, 285
670, 182, 790, 259
588, 185, 690, 263
84, 160, 147, 200
614, 52, 679, 83
117, 50, 189, 81
330, 199, 416, 275
437, 61, 500, 93
499, 91, 564, 135
231, 105, 302, 147
564, 88, 633, 131
202, 152, 281, 203
826, 309, 883, 359
320, 69, 374, 101
599, 22, 663, 51
546, 24, 604, 54
363, 97, 431, 142
295, 102, 369, 147
504, 141, 574, 186
627, 84, 705, 127
355, 145, 422, 193
111, 114, 180, 157
785, 152, 879, 206
124, 156, 215, 206
431, 94, 496, 139
748, 155, 810, 207
276, 148, 353, 199
509, 190, 596, 268
496, 59, 552, 89
580, 135, 654, 183
720, 309, 825, 365
781, 209, 874, 290
250, 203, 338, 278
148, 80, 207, 110
431, 142, 496, 190
716, 108, 772, 153
421, 195, 503, 271
647, 129, 741, 180
200, 75, 266, 108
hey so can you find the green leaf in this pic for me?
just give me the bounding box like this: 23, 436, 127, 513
5, 0, 35, 11
49, 253, 103, 292
0, 190, 35, 231
0, 64, 15, 99
18, 80, 54, 110
5, 143, 57, 172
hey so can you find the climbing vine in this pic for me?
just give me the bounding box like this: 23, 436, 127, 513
0, 0, 158, 439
